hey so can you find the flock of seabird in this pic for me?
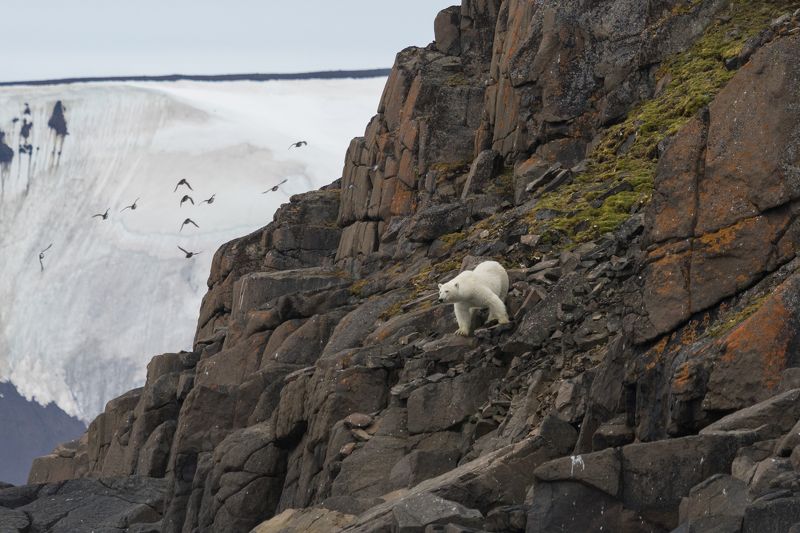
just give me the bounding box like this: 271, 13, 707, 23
37, 140, 308, 272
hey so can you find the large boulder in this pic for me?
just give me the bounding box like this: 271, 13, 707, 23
701, 389, 800, 437
391, 493, 484, 532
630, 262, 800, 441
0, 477, 167, 533
434, 6, 462, 56
194, 423, 286, 532
528, 433, 757, 531
742, 495, 800, 533
407, 367, 505, 434
252, 507, 355, 533
461, 149, 503, 199
329, 435, 407, 502
347, 428, 578, 531
231, 268, 349, 323
405, 203, 469, 243
678, 474, 751, 533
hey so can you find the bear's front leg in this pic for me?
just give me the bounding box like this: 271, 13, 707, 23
454, 302, 474, 336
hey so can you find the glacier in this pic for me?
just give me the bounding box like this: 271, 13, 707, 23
0, 77, 386, 422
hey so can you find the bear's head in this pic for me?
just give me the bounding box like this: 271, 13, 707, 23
438, 280, 459, 303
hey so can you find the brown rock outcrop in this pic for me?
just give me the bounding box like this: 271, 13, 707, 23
636, 35, 800, 342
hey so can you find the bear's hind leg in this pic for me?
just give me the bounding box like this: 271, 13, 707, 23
454, 302, 474, 336
485, 292, 509, 325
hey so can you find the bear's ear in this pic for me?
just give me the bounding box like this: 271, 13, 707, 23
437, 283, 442, 289
454, 282, 459, 289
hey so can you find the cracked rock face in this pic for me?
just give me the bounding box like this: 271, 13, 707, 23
636, 35, 800, 343
0, 477, 167, 532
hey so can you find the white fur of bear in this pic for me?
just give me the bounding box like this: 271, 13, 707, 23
438, 260, 510, 336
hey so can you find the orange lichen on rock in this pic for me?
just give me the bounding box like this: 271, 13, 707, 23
681, 320, 701, 347
672, 362, 692, 391
641, 249, 691, 336
644, 337, 670, 371
388, 180, 416, 216
696, 217, 753, 254
719, 292, 790, 389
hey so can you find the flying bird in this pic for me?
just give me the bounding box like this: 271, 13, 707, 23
92, 209, 110, 220
38, 243, 53, 272
120, 198, 140, 212
11, 117, 18, 124
180, 194, 195, 207
174, 179, 193, 192
180, 218, 199, 231
200, 194, 216, 205
288, 141, 307, 149
262, 179, 288, 194
178, 245, 202, 259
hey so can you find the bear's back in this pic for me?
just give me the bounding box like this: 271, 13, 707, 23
468, 261, 509, 299
472, 261, 509, 297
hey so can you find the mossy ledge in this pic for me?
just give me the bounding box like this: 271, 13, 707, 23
525, 0, 800, 245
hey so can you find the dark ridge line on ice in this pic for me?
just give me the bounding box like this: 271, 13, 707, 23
0, 69, 392, 87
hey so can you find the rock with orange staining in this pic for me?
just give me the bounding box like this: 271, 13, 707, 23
703, 276, 800, 412
638, 36, 800, 343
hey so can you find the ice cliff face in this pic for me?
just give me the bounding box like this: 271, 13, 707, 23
0, 78, 385, 421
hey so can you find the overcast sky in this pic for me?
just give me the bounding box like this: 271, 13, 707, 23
2, 1, 456, 82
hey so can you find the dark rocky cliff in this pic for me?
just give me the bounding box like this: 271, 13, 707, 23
4, 1, 800, 532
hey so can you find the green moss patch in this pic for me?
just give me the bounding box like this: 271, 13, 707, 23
525, 0, 799, 246
350, 279, 369, 298
445, 73, 469, 87
487, 166, 515, 198
707, 293, 770, 338
439, 231, 467, 247
429, 161, 471, 180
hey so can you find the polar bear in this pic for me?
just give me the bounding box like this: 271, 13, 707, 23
438, 260, 510, 336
